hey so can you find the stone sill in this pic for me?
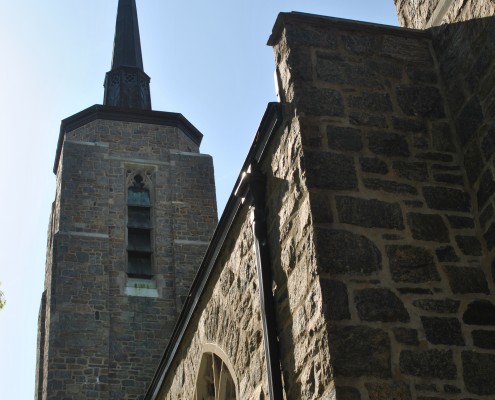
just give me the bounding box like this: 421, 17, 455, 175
125, 277, 159, 298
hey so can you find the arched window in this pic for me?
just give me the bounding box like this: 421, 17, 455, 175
127, 174, 153, 278
195, 352, 237, 400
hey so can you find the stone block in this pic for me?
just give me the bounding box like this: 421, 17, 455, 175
321, 280, 350, 321
456, 96, 484, 146
368, 131, 410, 157
350, 112, 388, 128
433, 174, 464, 185
407, 212, 449, 242
482, 126, 495, 161
445, 266, 489, 294
326, 126, 363, 152
365, 382, 412, 400
463, 137, 484, 186
462, 351, 495, 395
315, 229, 381, 275
484, 222, 495, 250
472, 330, 495, 349
285, 25, 339, 48
336, 196, 404, 229
393, 161, 428, 181
355, 288, 409, 322
328, 325, 391, 378
421, 317, 465, 345
393, 327, 419, 346
416, 151, 453, 162
477, 169, 495, 210
431, 122, 456, 153
455, 235, 482, 256
296, 87, 345, 117
406, 63, 438, 83
446, 215, 475, 228
316, 54, 383, 89
399, 349, 456, 379
349, 92, 392, 112
444, 384, 461, 394
393, 117, 427, 133
359, 157, 388, 174
308, 191, 333, 224
463, 300, 495, 325
423, 186, 471, 212
435, 246, 460, 262
335, 386, 361, 400
387, 245, 440, 283
342, 33, 381, 55
381, 35, 432, 62
364, 178, 417, 195
304, 151, 357, 190
413, 298, 460, 313
480, 204, 493, 229
396, 86, 445, 117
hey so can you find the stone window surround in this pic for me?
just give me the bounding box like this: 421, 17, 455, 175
195, 343, 239, 400
125, 165, 157, 294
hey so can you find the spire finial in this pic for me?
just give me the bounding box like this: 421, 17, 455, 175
103, 0, 151, 110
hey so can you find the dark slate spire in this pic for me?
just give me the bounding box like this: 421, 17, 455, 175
104, 0, 151, 110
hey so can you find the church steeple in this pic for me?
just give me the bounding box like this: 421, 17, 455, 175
104, 0, 151, 110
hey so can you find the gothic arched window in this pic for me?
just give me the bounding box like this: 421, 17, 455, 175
127, 174, 153, 278
195, 352, 237, 400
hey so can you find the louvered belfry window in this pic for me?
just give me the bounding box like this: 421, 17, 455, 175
127, 174, 153, 278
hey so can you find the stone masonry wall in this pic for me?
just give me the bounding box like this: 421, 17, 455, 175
395, 0, 495, 29
158, 210, 269, 399
430, 12, 495, 336
272, 13, 495, 399
38, 117, 217, 400
157, 107, 333, 398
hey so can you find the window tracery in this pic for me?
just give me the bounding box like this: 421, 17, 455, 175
195, 352, 237, 400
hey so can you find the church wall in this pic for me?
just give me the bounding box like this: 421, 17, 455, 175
395, 0, 495, 29
157, 209, 269, 399
156, 104, 333, 399
397, 5, 495, 374
430, 16, 495, 308
39, 118, 216, 400
271, 13, 495, 399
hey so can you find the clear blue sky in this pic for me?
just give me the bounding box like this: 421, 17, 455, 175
0, 1, 398, 398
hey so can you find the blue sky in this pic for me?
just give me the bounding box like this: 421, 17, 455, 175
0, 1, 398, 397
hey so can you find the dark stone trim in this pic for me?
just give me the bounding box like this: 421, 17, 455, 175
144, 102, 283, 400
53, 104, 204, 173
267, 11, 430, 46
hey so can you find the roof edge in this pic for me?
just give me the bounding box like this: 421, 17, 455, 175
53, 105, 204, 173
267, 11, 430, 46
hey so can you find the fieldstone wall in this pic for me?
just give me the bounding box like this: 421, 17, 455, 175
271, 12, 495, 399
157, 211, 270, 399
157, 100, 331, 398
430, 12, 495, 313
157, 11, 495, 400
395, 0, 495, 28
37, 116, 217, 400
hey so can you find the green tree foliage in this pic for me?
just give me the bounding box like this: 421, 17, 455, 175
0, 282, 5, 310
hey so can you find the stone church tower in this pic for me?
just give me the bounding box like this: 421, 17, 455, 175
35, 1, 217, 399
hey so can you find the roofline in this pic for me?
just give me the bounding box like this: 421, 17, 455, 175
53, 105, 203, 173
267, 11, 430, 46
144, 102, 284, 400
